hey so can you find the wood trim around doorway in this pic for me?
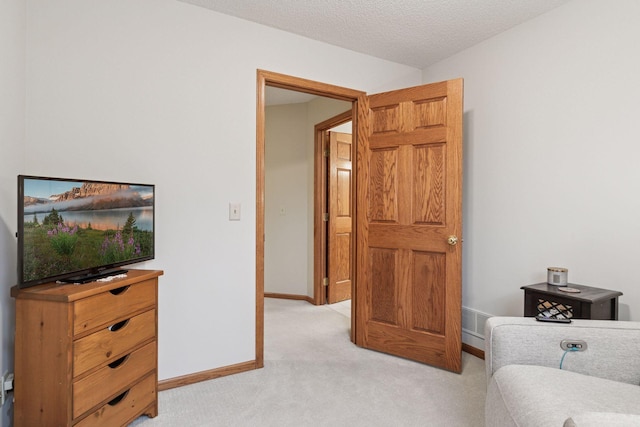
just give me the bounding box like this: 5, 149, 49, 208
256, 70, 364, 368
313, 109, 353, 306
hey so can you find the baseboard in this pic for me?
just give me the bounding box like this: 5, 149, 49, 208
158, 360, 258, 391
462, 343, 484, 360
265, 292, 315, 304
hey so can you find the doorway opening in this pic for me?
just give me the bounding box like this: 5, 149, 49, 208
314, 113, 354, 306
256, 70, 364, 368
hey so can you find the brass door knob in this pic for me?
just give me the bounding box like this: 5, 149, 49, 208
447, 235, 458, 246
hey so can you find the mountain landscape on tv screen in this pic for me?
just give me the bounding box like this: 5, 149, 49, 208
24, 182, 153, 212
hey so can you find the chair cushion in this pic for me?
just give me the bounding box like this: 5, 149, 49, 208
486, 365, 640, 427
563, 412, 640, 427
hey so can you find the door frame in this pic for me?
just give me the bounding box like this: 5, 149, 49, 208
313, 111, 353, 306
256, 70, 364, 367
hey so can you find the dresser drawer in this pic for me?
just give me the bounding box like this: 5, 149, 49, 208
74, 279, 156, 337
75, 373, 157, 427
74, 309, 156, 377
73, 341, 156, 418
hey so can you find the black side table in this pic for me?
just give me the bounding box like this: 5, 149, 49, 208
521, 283, 622, 320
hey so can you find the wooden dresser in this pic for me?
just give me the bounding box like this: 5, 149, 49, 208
11, 269, 163, 426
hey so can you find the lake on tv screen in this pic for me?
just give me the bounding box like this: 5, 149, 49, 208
24, 207, 153, 231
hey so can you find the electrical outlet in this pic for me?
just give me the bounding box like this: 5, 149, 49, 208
1, 371, 7, 406
1, 371, 13, 406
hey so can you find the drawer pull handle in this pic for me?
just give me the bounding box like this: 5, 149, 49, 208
108, 319, 130, 332
109, 285, 130, 295
107, 390, 129, 406
108, 354, 130, 369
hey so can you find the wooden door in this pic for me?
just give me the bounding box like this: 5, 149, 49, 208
327, 131, 353, 304
355, 79, 463, 372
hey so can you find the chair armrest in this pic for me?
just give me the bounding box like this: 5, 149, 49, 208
485, 317, 640, 385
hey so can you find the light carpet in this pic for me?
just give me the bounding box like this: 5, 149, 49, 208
131, 298, 486, 426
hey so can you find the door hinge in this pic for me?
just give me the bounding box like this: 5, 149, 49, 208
323, 149, 330, 157
323, 213, 329, 221
323, 277, 329, 286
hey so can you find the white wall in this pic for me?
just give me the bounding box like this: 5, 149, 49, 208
0, 0, 25, 424
304, 98, 352, 296
265, 97, 351, 298
23, 0, 421, 381
423, 0, 640, 323
265, 103, 309, 296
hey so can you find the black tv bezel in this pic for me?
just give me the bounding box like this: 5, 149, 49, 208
17, 174, 155, 288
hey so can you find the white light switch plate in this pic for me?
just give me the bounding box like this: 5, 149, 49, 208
229, 202, 241, 220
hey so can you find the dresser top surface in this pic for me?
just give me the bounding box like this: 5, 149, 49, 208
11, 269, 163, 302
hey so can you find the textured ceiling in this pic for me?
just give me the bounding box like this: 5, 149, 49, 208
179, 0, 571, 69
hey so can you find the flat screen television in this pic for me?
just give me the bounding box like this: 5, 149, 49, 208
18, 175, 155, 288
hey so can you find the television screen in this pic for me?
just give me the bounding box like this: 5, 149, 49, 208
18, 175, 155, 288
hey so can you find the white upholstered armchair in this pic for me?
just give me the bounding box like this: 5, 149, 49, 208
484, 316, 640, 426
